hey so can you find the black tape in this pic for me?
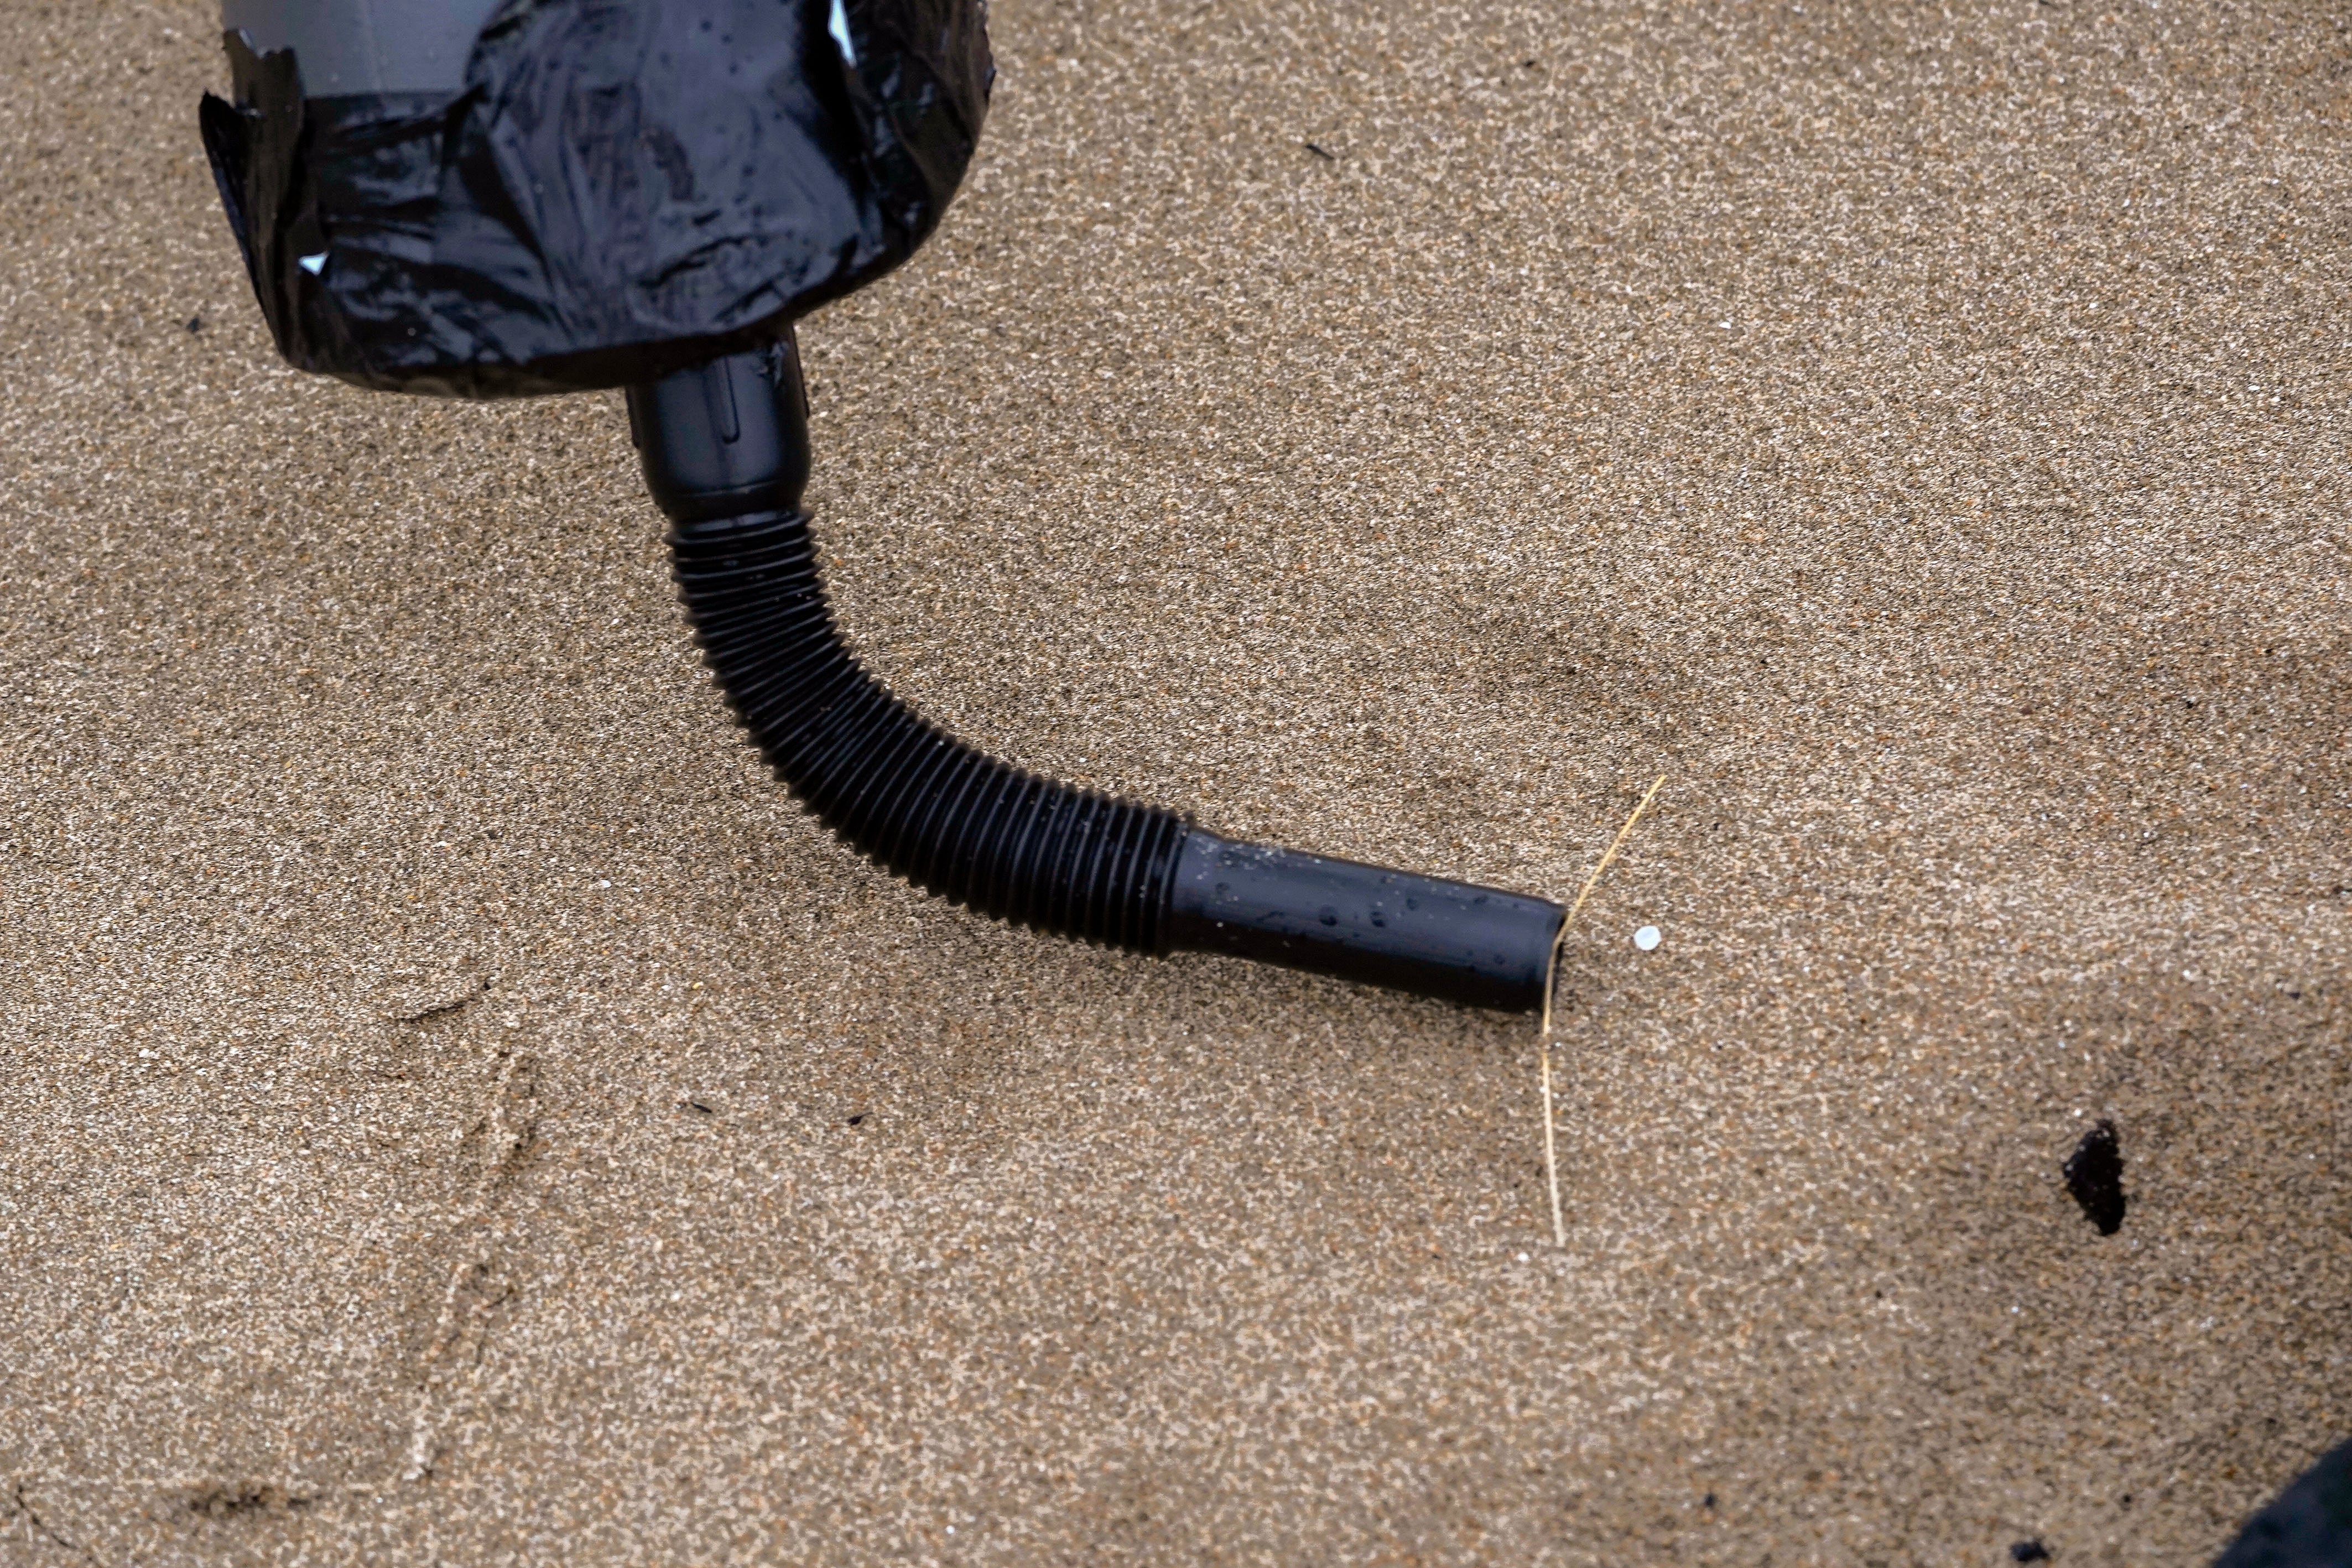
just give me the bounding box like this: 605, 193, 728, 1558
199, 0, 991, 397
2209, 1436, 2352, 1567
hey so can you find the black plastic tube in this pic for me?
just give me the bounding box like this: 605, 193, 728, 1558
634, 344, 1566, 1011
1165, 832, 1566, 1012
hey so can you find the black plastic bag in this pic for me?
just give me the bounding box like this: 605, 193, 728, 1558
199, 0, 992, 397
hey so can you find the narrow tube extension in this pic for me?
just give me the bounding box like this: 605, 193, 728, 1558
633, 345, 1567, 1012
1165, 832, 1563, 1013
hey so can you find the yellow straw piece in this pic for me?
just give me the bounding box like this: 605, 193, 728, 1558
1538, 774, 1667, 1247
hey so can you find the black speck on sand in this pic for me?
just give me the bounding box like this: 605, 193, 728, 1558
2065, 1120, 2129, 1236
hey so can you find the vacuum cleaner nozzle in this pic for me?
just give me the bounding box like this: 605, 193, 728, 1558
202, 0, 1569, 1011
639, 347, 1567, 1012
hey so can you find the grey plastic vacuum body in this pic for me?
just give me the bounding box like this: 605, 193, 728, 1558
206, 0, 1569, 1010
220, 0, 501, 92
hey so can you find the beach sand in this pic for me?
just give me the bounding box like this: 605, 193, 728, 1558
2, 0, 2346, 1561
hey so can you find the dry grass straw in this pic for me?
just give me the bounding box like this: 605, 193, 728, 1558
1539, 775, 1668, 1248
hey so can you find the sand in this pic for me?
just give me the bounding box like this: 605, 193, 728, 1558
2, 0, 2347, 1562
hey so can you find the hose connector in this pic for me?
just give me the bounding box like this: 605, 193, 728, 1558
629, 341, 813, 524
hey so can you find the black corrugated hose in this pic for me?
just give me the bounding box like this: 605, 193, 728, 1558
635, 342, 1567, 1012
673, 508, 1190, 951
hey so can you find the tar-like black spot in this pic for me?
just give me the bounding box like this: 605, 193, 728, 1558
2011, 1540, 2051, 1563
846, 1113, 865, 1126
185, 314, 204, 333
2064, 1119, 2126, 1235
185, 1485, 312, 1517
1702, 1493, 1716, 1509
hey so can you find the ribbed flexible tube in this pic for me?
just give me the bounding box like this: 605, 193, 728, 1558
635, 345, 1566, 1012
672, 508, 1190, 951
